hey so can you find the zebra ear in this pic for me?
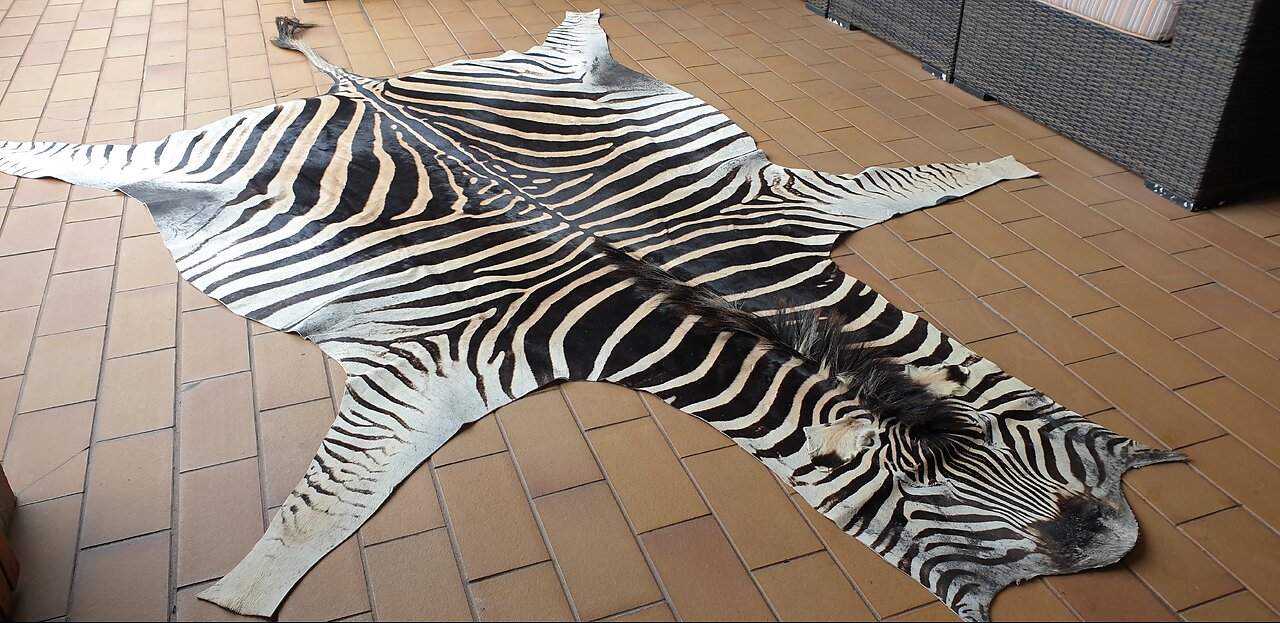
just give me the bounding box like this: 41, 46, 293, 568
803, 416, 877, 470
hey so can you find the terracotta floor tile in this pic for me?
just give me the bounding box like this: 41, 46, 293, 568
882, 211, 948, 242
180, 280, 219, 312
0, 376, 18, 458
842, 226, 933, 279
96, 348, 175, 441
1047, 565, 1177, 621
823, 118, 907, 160
1177, 213, 1280, 271
962, 124, 1053, 164
646, 393, 736, 457
432, 414, 508, 466
178, 373, 257, 472
885, 602, 961, 621
968, 332, 1108, 415
795, 78, 864, 111
562, 381, 651, 430
259, 398, 335, 504
1182, 591, 1280, 622
1182, 509, 1280, 611
80, 428, 173, 547
277, 536, 370, 622
38, 267, 113, 336
1092, 199, 1208, 254
893, 269, 971, 305
105, 283, 177, 358
115, 233, 178, 291
8, 494, 81, 622
1175, 284, 1280, 359
1126, 495, 1240, 610
364, 529, 472, 621
986, 580, 1074, 621
793, 495, 935, 617
1183, 436, 1280, 530
69, 531, 170, 621
250, 330, 330, 410
760, 117, 833, 157
1179, 330, 1280, 410
1077, 307, 1217, 389
361, 467, 444, 545
174, 580, 266, 621
177, 457, 264, 586
180, 304, 250, 383
19, 326, 104, 413
928, 202, 1029, 258
497, 390, 602, 498
0, 306, 38, 378
924, 298, 1016, 343
885, 136, 950, 165
2, 402, 93, 500
1177, 246, 1280, 313
753, 552, 874, 621
1088, 230, 1210, 292
1103, 434, 1232, 524
11, 178, 71, 207
982, 288, 1111, 364
606, 603, 677, 621
1068, 354, 1221, 448
1178, 379, 1280, 465
1030, 135, 1125, 177
469, 562, 573, 621
587, 416, 708, 533
912, 234, 1022, 296
1005, 217, 1118, 276
1084, 267, 1215, 340
995, 250, 1113, 317
435, 452, 549, 580
0, 204, 64, 257
642, 516, 773, 621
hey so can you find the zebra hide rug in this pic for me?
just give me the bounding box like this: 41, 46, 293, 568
0, 11, 1181, 622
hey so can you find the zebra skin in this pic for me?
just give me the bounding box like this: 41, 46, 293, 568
0, 12, 1180, 621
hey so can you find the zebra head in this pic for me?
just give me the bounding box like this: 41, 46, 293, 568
793, 365, 1182, 621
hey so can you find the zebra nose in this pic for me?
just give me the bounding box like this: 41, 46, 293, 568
1031, 494, 1137, 571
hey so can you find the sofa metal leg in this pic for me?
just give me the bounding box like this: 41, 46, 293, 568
952, 78, 994, 101
922, 63, 950, 82
1144, 181, 1221, 211
804, 2, 826, 17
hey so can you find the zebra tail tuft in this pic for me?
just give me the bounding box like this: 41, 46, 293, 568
271, 16, 317, 51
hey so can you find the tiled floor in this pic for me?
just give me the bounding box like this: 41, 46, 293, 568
1, 0, 1279, 620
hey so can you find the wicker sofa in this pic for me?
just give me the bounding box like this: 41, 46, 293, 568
807, 0, 1278, 210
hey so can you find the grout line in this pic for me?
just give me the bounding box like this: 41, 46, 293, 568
425, 454, 484, 622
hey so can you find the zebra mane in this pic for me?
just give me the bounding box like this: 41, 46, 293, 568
596, 244, 957, 432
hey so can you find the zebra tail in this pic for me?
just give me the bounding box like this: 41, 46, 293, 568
270, 16, 355, 84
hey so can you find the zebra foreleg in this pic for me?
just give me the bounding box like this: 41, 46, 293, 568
197, 387, 456, 616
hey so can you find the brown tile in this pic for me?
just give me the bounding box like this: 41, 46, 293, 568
536, 481, 661, 619
81, 428, 173, 546
1183, 591, 1279, 622
587, 417, 708, 533
562, 382, 652, 430
106, 284, 177, 360
1176, 284, 1280, 359
1125, 494, 1240, 610
1183, 436, 1280, 530
754, 552, 874, 621
1088, 230, 1209, 292
1046, 565, 1176, 621
1069, 355, 1221, 448
926, 298, 1016, 343
2, 402, 93, 500
793, 496, 935, 617
498, 390, 602, 498
11, 178, 71, 207
1178, 246, 1280, 312
1179, 329, 1280, 410
643, 516, 772, 620
607, 603, 677, 622
0, 376, 18, 459
436, 452, 549, 580
250, 330, 330, 410
69, 531, 170, 621
987, 580, 1075, 621
19, 326, 104, 413
795, 78, 864, 111
1179, 379, 1280, 464
278, 536, 370, 621
1077, 307, 1217, 389
259, 398, 334, 504
968, 332, 1109, 415
842, 227, 933, 279
912, 234, 1022, 296
962, 124, 1053, 163
179, 372, 257, 473
180, 304, 249, 382
115, 233, 178, 291
1182, 509, 1280, 611
38, 267, 113, 335
0, 306, 37, 378
96, 348, 175, 441
49, 216, 120, 274
983, 288, 1111, 364
8, 494, 82, 621
0, 204, 64, 256
883, 211, 948, 242
364, 529, 471, 621
174, 580, 267, 621
1030, 135, 1125, 177
470, 562, 573, 621
177, 458, 264, 586
995, 250, 1113, 317
1092, 200, 1207, 254
1014, 180, 1121, 233
722, 88, 789, 125
928, 202, 1029, 258
761, 117, 834, 157
893, 270, 971, 305
432, 414, 507, 466
360, 465, 443, 545
646, 393, 735, 457
886, 602, 961, 622
0, 251, 53, 311
1030, 159, 1124, 206
1084, 268, 1215, 339
821, 123, 902, 164
1006, 217, 1118, 276
1177, 214, 1280, 271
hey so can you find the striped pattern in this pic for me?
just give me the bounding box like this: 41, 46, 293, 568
1040, 0, 1183, 40
0, 12, 1179, 623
